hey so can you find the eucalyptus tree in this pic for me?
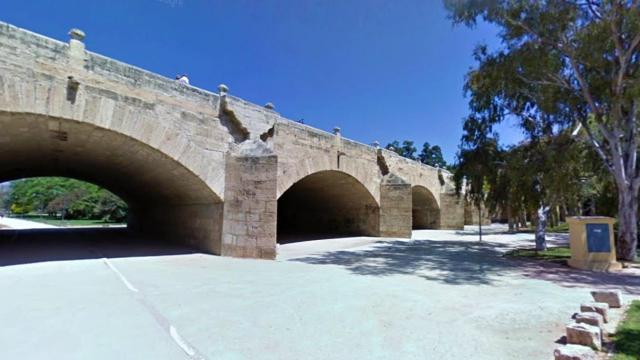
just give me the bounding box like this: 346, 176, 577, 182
454, 129, 501, 241
446, 0, 640, 260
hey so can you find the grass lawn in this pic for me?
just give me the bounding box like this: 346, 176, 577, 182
504, 246, 572, 263
612, 300, 640, 360
520, 222, 570, 233
16, 214, 124, 227
506, 246, 640, 266
547, 222, 569, 233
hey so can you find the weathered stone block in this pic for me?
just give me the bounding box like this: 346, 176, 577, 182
590, 290, 623, 308
574, 312, 604, 328
379, 175, 411, 238
439, 192, 464, 230
580, 302, 609, 323
566, 322, 601, 350
221, 152, 277, 259
553, 344, 596, 360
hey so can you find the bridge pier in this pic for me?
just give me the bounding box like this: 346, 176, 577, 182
438, 193, 465, 230
379, 174, 412, 238
221, 143, 278, 259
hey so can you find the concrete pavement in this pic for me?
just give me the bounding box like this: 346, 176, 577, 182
0, 216, 57, 229
1, 226, 638, 359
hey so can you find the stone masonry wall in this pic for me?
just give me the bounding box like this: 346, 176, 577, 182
222, 152, 278, 259
379, 175, 412, 237
439, 193, 465, 230
0, 21, 466, 258
132, 203, 224, 254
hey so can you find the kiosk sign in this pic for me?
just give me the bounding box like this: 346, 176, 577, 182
567, 217, 621, 271
586, 223, 611, 253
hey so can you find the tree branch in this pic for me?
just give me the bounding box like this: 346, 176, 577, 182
577, 116, 615, 173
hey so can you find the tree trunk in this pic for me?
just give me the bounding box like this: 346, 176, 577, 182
535, 204, 548, 251
477, 204, 483, 242
507, 206, 514, 233
560, 203, 567, 222
549, 208, 557, 228
617, 188, 638, 261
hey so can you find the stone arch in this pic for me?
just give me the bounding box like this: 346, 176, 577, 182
412, 185, 440, 229
277, 154, 380, 203
277, 170, 380, 242
0, 111, 225, 253
0, 67, 228, 199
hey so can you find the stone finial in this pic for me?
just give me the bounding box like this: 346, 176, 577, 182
333, 126, 341, 135
264, 102, 275, 110
218, 84, 229, 95
372, 141, 380, 149
68, 28, 85, 41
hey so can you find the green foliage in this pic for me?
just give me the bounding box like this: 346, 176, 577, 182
454, 124, 613, 238
453, 136, 500, 209
547, 222, 569, 233
419, 142, 448, 168
385, 140, 417, 160
0, 185, 7, 212
10, 203, 31, 215
612, 300, 640, 360
6, 177, 127, 222
445, 0, 640, 260
19, 215, 122, 226
504, 246, 571, 263
386, 140, 449, 168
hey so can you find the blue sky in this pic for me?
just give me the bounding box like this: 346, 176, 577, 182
0, 0, 522, 163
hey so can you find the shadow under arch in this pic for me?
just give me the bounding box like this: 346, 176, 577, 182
412, 185, 440, 229
277, 170, 380, 243
0, 111, 224, 261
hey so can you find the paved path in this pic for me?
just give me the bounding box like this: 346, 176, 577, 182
0, 216, 57, 229
0, 226, 638, 360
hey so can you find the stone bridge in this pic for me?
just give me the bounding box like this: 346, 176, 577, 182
0, 22, 464, 259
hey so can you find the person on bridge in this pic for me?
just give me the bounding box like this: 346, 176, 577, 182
176, 74, 190, 85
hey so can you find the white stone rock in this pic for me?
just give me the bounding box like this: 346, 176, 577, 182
590, 290, 623, 308
566, 322, 601, 350
574, 312, 604, 327
580, 302, 609, 323
553, 344, 597, 360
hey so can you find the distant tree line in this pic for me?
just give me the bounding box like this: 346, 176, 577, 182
2, 177, 127, 222
385, 140, 448, 169
455, 131, 616, 235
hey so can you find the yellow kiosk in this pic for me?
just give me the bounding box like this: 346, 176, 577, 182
567, 216, 622, 272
